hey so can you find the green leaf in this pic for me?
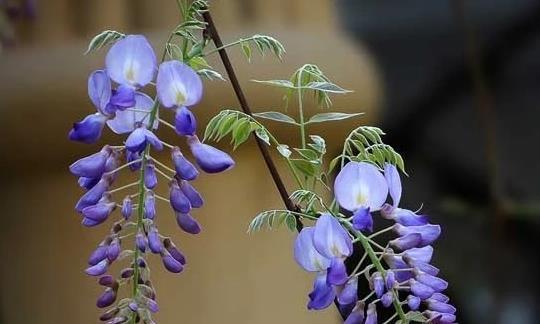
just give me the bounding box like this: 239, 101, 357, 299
188, 56, 211, 70
241, 41, 252, 62
277, 144, 292, 158
405, 311, 429, 322
216, 114, 238, 140
294, 148, 319, 161
306, 112, 364, 124
253, 111, 298, 125
255, 128, 270, 145
232, 119, 251, 149
197, 68, 226, 81
166, 43, 184, 61
308, 135, 326, 154
248, 210, 297, 233
252, 79, 296, 89
303, 81, 352, 94
291, 159, 317, 177
85, 30, 125, 55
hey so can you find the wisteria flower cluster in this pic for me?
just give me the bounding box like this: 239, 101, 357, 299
294, 162, 456, 323
69, 34, 234, 323
70, 1, 458, 323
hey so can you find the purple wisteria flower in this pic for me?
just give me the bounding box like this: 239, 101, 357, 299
334, 162, 388, 232
293, 162, 456, 323
69, 32, 235, 322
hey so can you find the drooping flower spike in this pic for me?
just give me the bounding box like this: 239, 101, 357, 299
69, 31, 235, 322
293, 161, 456, 323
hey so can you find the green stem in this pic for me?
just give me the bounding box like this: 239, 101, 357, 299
129, 25, 174, 324
341, 222, 408, 323
296, 71, 307, 150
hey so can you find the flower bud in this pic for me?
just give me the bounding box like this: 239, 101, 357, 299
68, 113, 108, 144
88, 244, 108, 266
175, 212, 201, 235
385, 270, 396, 289
81, 199, 116, 226
180, 181, 203, 208
75, 177, 111, 212
99, 307, 119, 321
69, 146, 111, 178
125, 125, 163, 153
410, 278, 435, 300
144, 191, 156, 220
380, 291, 393, 308
364, 303, 377, 324
144, 162, 158, 189
344, 301, 365, 324
174, 106, 197, 136
390, 233, 422, 251
337, 277, 358, 305
121, 196, 132, 220
393, 224, 441, 247
163, 238, 186, 265
161, 252, 184, 274
98, 275, 115, 287
169, 180, 191, 213
107, 238, 121, 262
120, 268, 134, 279
370, 272, 385, 298
85, 259, 109, 276
147, 227, 162, 254
127, 151, 142, 171
414, 269, 448, 292
136, 232, 147, 253
187, 136, 234, 173
171, 147, 199, 181
407, 295, 421, 310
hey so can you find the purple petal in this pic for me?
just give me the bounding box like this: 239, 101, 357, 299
307, 273, 336, 310
121, 196, 132, 220
75, 177, 110, 212
125, 127, 147, 152
97, 288, 117, 308
334, 162, 388, 212
144, 191, 156, 220
384, 163, 402, 207
82, 202, 115, 225
351, 207, 373, 233
85, 259, 108, 276
364, 303, 378, 324
175, 212, 201, 234
429, 293, 450, 303
313, 214, 352, 259
405, 259, 439, 276
82, 217, 102, 227
107, 239, 121, 262
106, 35, 157, 88
171, 147, 199, 180
294, 227, 331, 272
404, 246, 434, 264
390, 233, 422, 251
410, 278, 435, 300
127, 151, 142, 171
107, 92, 157, 134
338, 277, 358, 305
394, 224, 441, 246
426, 300, 456, 314
164, 238, 186, 265
424, 311, 456, 323
414, 270, 448, 292
327, 257, 348, 285
174, 106, 197, 136
98, 275, 115, 287
120, 268, 134, 279
344, 301, 365, 324
385, 270, 396, 289
161, 252, 184, 273
69, 113, 108, 144
88, 245, 108, 266
180, 181, 203, 208
371, 272, 385, 298
169, 180, 191, 213
136, 232, 147, 253
407, 295, 421, 310
147, 227, 162, 254
143, 128, 163, 151
381, 205, 429, 226
144, 163, 158, 189
109, 85, 136, 108
88, 70, 112, 113
187, 136, 234, 173
381, 291, 393, 308
78, 176, 100, 190
157, 60, 203, 108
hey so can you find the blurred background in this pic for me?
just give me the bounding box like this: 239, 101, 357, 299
0, 0, 539, 323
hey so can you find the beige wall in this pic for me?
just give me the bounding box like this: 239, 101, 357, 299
0, 0, 382, 322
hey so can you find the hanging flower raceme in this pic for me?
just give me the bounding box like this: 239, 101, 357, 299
68, 33, 234, 323
293, 161, 456, 323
